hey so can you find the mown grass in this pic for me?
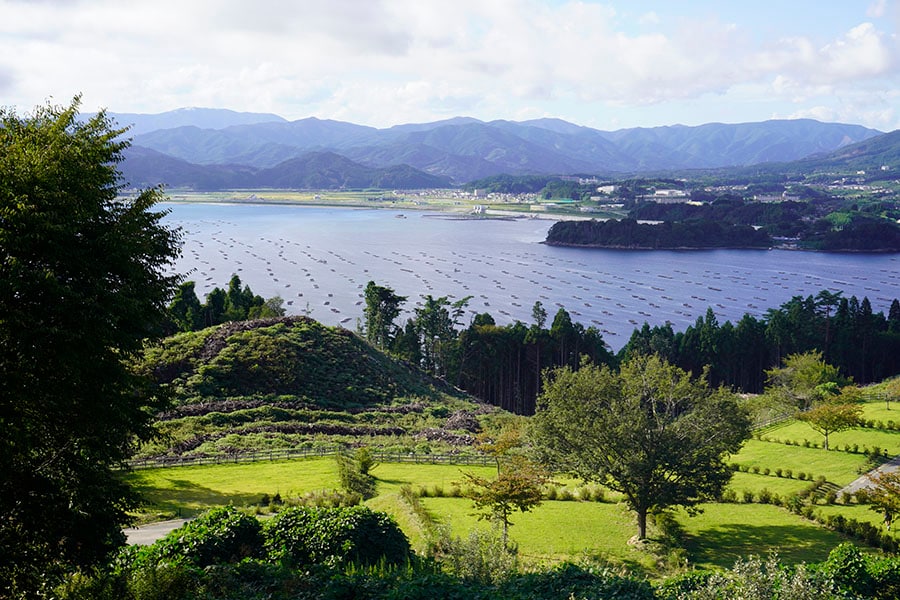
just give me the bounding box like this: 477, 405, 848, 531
421, 496, 659, 571
677, 503, 850, 569
732, 439, 869, 486
762, 420, 900, 455
126, 457, 497, 518
127, 457, 341, 516
815, 503, 887, 528
727, 471, 812, 497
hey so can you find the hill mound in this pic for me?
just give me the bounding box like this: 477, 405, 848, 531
141, 316, 454, 406
136, 317, 504, 459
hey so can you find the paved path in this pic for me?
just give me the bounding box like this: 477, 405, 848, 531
124, 519, 191, 545
841, 455, 900, 497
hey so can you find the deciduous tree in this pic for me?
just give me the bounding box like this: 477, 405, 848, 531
459, 455, 549, 546
798, 399, 862, 451
529, 355, 750, 539
764, 350, 848, 410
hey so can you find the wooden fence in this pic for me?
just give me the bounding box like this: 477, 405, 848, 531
128, 446, 494, 470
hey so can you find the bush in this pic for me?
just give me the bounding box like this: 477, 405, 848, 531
143, 506, 263, 568
775, 468, 783, 477
336, 448, 377, 499
297, 488, 361, 508
821, 543, 875, 597
430, 525, 517, 584
262, 505, 411, 568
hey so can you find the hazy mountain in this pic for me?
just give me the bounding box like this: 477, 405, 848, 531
598, 119, 878, 169
117, 108, 883, 184
106, 107, 286, 136
806, 129, 900, 169
120, 146, 451, 190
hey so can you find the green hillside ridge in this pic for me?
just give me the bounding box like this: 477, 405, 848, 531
136, 316, 508, 459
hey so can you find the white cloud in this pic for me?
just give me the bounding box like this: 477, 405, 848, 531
867, 0, 887, 18
1, 0, 899, 129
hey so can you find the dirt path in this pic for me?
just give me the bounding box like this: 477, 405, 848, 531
124, 519, 191, 545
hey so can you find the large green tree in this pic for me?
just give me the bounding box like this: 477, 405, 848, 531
0, 98, 181, 596
529, 355, 750, 539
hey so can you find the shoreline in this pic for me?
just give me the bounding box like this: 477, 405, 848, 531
155, 194, 597, 221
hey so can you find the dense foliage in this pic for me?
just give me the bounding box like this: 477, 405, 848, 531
263, 505, 411, 567
57, 519, 900, 600
136, 506, 264, 568
627, 198, 900, 250
167, 274, 285, 333
0, 98, 181, 597
622, 293, 900, 392
545, 218, 772, 249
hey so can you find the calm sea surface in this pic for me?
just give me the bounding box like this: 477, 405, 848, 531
163, 203, 900, 349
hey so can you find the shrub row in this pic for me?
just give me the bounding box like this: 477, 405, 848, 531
755, 434, 891, 457
732, 463, 821, 481
414, 483, 606, 502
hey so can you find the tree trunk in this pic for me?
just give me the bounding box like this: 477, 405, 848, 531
637, 509, 648, 540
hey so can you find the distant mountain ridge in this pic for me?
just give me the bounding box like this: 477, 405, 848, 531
111, 107, 885, 188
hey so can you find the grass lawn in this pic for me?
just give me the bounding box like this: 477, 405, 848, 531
859, 401, 900, 424
815, 503, 892, 529
421, 496, 659, 571
728, 471, 812, 497
732, 439, 869, 485
126, 458, 496, 518
677, 503, 850, 569
126, 457, 341, 516
763, 420, 900, 455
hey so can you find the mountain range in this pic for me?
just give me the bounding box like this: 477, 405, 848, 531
110, 107, 890, 189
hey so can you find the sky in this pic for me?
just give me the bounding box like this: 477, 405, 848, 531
2, 0, 900, 131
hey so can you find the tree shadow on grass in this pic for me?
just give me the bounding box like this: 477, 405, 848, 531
137, 478, 263, 517
684, 521, 843, 569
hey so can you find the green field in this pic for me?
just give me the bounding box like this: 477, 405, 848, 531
421, 496, 658, 570
762, 420, 900, 455
127, 457, 496, 518
727, 471, 812, 497
677, 503, 849, 569
731, 438, 869, 486
126, 411, 900, 571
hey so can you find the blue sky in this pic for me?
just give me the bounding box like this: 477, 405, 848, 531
2, 0, 898, 131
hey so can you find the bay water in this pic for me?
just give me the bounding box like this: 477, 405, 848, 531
163, 203, 900, 350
